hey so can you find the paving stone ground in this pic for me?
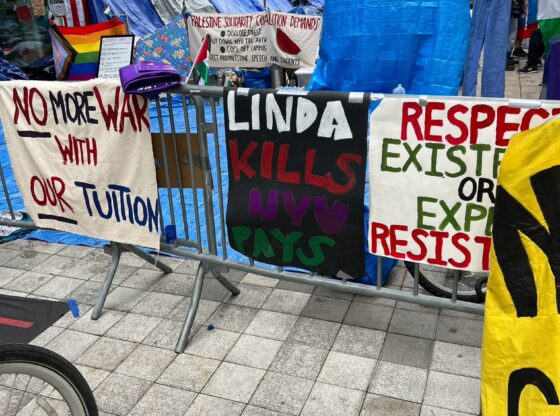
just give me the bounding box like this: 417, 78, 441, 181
1, 66, 541, 415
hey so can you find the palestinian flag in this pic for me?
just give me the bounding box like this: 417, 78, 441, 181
538, 0, 560, 48
190, 34, 211, 85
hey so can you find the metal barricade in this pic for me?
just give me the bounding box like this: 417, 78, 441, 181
0, 84, 485, 354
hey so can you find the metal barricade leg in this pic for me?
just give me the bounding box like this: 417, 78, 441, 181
175, 262, 208, 353
122, 244, 172, 274
91, 242, 122, 320
211, 267, 240, 295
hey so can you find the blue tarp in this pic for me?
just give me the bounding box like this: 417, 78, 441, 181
87, 0, 165, 37
308, 0, 470, 95
257, 0, 294, 12
209, 0, 264, 13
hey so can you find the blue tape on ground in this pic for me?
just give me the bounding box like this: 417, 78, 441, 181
67, 299, 80, 318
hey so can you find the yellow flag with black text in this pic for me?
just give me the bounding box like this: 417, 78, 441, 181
482, 117, 560, 415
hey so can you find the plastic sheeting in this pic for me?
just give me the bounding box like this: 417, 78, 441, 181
256, 0, 293, 12
151, 0, 216, 25
308, 0, 470, 95
209, 0, 264, 14
87, 0, 164, 37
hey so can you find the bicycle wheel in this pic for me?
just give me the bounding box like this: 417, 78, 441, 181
404, 261, 487, 303
0, 344, 98, 416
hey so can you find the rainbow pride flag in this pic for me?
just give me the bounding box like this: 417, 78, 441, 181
50, 18, 128, 81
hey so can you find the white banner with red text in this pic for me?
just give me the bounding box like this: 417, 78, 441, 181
0, 79, 160, 249
368, 97, 560, 272
187, 12, 322, 68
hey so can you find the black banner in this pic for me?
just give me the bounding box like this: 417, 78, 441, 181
224, 88, 368, 278
0, 295, 69, 344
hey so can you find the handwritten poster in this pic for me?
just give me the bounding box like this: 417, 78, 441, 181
97, 36, 135, 79
188, 12, 322, 68
224, 89, 368, 278
0, 80, 160, 249
369, 97, 560, 272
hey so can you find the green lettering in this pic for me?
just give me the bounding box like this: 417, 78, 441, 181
493, 147, 506, 179
464, 203, 487, 232
485, 206, 494, 236
295, 236, 335, 267
445, 146, 467, 178
231, 226, 251, 252
417, 197, 437, 230
381, 138, 402, 173
253, 228, 275, 258
438, 200, 462, 231
270, 228, 303, 262
471, 144, 492, 177
424, 143, 445, 177
402, 142, 423, 172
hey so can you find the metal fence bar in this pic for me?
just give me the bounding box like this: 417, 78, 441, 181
0, 162, 15, 219
180, 95, 203, 253
161, 242, 484, 316
155, 98, 177, 228
166, 93, 189, 241
209, 100, 228, 260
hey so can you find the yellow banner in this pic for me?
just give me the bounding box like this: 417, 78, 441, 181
482, 117, 560, 415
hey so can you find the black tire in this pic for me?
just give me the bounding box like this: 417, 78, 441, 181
0, 343, 98, 416
404, 261, 485, 303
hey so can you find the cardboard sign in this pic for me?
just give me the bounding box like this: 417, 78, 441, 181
224, 89, 368, 278
97, 35, 135, 79
0, 80, 160, 249
369, 98, 560, 272
188, 12, 322, 68
482, 118, 560, 415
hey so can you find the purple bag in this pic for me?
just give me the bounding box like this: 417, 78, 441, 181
119, 61, 181, 95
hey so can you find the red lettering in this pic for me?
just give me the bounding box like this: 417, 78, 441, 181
427, 230, 449, 266
553, 108, 560, 116
228, 140, 257, 180
520, 108, 550, 131
449, 232, 471, 268
260, 141, 274, 180
496, 106, 521, 146
29, 176, 73, 213
119, 94, 137, 133
30, 176, 47, 206
304, 149, 328, 189
389, 225, 408, 259
424, 102, 445, 142
370, 222, 390, 255
50, 177, 73, 213
401, 102, 423, 141
131, 95, 150, 132
277, 144, 300, 185
407, 228, 428, 261
12, 87, 30, 125
445, 104, 469, 145
94, 86, 120, 131
470, 104, 495, 144
474, 236, 491, 271
29, 88, 47, 126
326, 153, 362, 195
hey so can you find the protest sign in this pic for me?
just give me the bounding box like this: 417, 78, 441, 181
97, 35, 135, 79
224, 89, 368, 278
369, 97, 560, 272
0, 80, 160, 249
187, 12, 322, 68
482, 118, 560, 415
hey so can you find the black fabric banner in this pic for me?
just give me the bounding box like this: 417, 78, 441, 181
224, 88, 368, 278
0, 295, 69, 344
